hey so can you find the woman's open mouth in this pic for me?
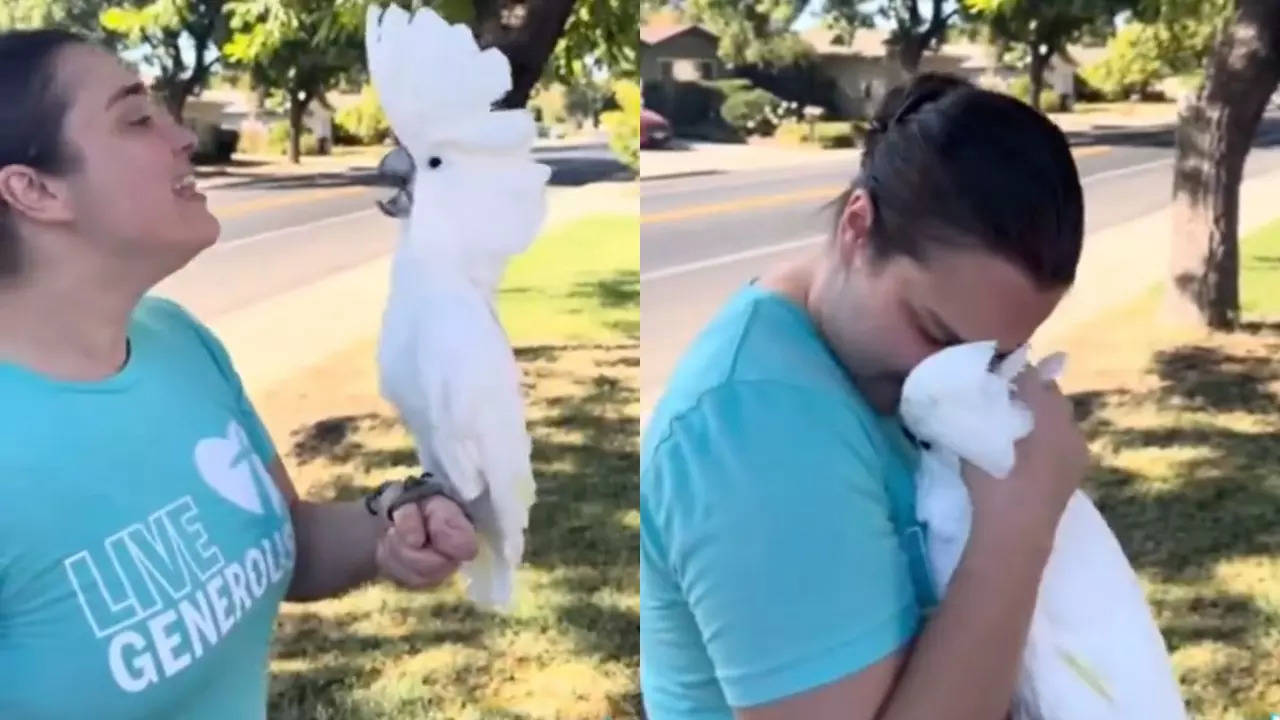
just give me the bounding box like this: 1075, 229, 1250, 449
173, 173, 205, 201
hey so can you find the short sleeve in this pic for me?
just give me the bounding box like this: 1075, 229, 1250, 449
148, 297, 279, 464
645, 381, 920, 708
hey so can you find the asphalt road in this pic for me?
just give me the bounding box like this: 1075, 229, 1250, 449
154, 143, 624, 320
639, 119, 1280, 424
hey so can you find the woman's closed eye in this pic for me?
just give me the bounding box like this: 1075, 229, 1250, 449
129, 115, 153, 128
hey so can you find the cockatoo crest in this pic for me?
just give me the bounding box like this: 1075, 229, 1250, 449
365, 4, 552, 289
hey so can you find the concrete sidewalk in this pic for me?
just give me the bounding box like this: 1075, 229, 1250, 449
205, 179, 637, 398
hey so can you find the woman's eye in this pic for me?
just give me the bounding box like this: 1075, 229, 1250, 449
427, 156, 443, 169
130, 115, 153, 127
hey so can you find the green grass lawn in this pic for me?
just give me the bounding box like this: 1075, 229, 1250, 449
498, 214, 639, 344
255, 212, 640, 719
1055, 282, 1280, 718
1241, 216, 1280, 319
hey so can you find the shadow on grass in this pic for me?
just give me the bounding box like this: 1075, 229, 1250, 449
570, 269, 640, 309
1065, 327, 1280, 684
275, 343, 640, 715
1150, 343, 1280, 414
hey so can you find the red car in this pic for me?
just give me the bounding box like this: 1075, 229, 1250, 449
641, 108, 672, 149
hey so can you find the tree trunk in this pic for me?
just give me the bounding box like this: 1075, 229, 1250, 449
1168, 0, 1280, 329
161, 80, 188, 120
288, 97, 304, 165
1027, 47, 1049, 112
897, 34, 926, 75
472, 0, 577, 108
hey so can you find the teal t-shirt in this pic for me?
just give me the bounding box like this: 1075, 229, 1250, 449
640, 283, 938, 717
0, 296, 296, 719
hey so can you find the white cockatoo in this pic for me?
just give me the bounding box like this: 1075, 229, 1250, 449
899, 341, 1187, 720
364, 4, 551, 611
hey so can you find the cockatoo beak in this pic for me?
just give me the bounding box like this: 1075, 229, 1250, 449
376, 144, 415, 218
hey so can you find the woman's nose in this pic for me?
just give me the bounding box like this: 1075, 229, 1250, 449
173, 120, 198, 156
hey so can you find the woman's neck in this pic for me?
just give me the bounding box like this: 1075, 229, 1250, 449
756, 252, 820, 312
0, 269, 143, 382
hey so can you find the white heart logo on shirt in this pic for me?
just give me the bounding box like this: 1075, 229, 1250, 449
194, 420, 283, 516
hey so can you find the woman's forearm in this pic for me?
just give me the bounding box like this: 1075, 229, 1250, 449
877, 522, 1054, 720
285, 500, 384, 602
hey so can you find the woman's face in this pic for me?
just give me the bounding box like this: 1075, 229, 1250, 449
812, 191, 1067, 414
52, 44, 219, 274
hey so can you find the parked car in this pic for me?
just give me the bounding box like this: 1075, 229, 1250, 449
641, 108, 672, 149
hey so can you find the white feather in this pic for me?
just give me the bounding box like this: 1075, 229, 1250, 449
365, 4, 550, 611
899, 342, 1187, 719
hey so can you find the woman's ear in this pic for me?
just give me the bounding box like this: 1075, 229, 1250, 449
835, 188, 875, 270
0, 165, 74, 226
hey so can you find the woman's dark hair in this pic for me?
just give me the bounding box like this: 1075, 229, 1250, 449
834, 72, 1084, 288
0, 29, 87, 275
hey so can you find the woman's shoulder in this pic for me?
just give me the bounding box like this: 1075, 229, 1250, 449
132, 295, 200, 330
132, 295, 236, 374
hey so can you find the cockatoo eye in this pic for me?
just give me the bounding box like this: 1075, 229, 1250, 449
427, 156, 443, 169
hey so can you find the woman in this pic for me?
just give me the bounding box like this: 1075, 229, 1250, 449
640, 74, 1091, 719
0, 29, 479, 718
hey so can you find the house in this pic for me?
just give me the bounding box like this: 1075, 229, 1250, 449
803, 28, 1080, 118
640, 23, 724, 83
181, 87, 356, 155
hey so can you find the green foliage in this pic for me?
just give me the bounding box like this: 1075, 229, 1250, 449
1081, 22, 1166, 100
546, 0, 637, 87
267, 120, 318, 155
600, 79, 639, 172
706, 78, 754, 95
333, 84, 390, 145
223, 0, 365, 159
0, 0, 115, 41
1007, 76, 1065, 111
530, 84, 569, 127
721, 86, 783, 136
682, 0, 813, 67
99, 0, 229, 114
774, 119, 857, 148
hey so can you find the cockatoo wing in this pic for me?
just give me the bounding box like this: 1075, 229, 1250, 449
408, 285, 535, 611
1017, 492, 1187, 719
903, 341, 1186, 719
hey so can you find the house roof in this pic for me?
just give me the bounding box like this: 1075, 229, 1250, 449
803, 27, 1096, 71
640, 23, 717, 46
801, 27, 892, 57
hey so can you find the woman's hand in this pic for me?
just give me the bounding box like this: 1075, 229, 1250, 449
962, 361, 1089, 544
375, 493, 480, 590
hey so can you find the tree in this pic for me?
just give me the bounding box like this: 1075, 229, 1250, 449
1082, 0, 1230, 100
383, 0, 622, 109
542, 0, 638, 91
471, 0, 588, 108
682, 0, 814, 67
0, 0, 115, 42
222, 0, 365, 163
963, 0, 1120, 111
100, 0, 229, 117
822, 0, 961, 74
1080, 21, 1166, 99
1166, 0, 1280, 328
